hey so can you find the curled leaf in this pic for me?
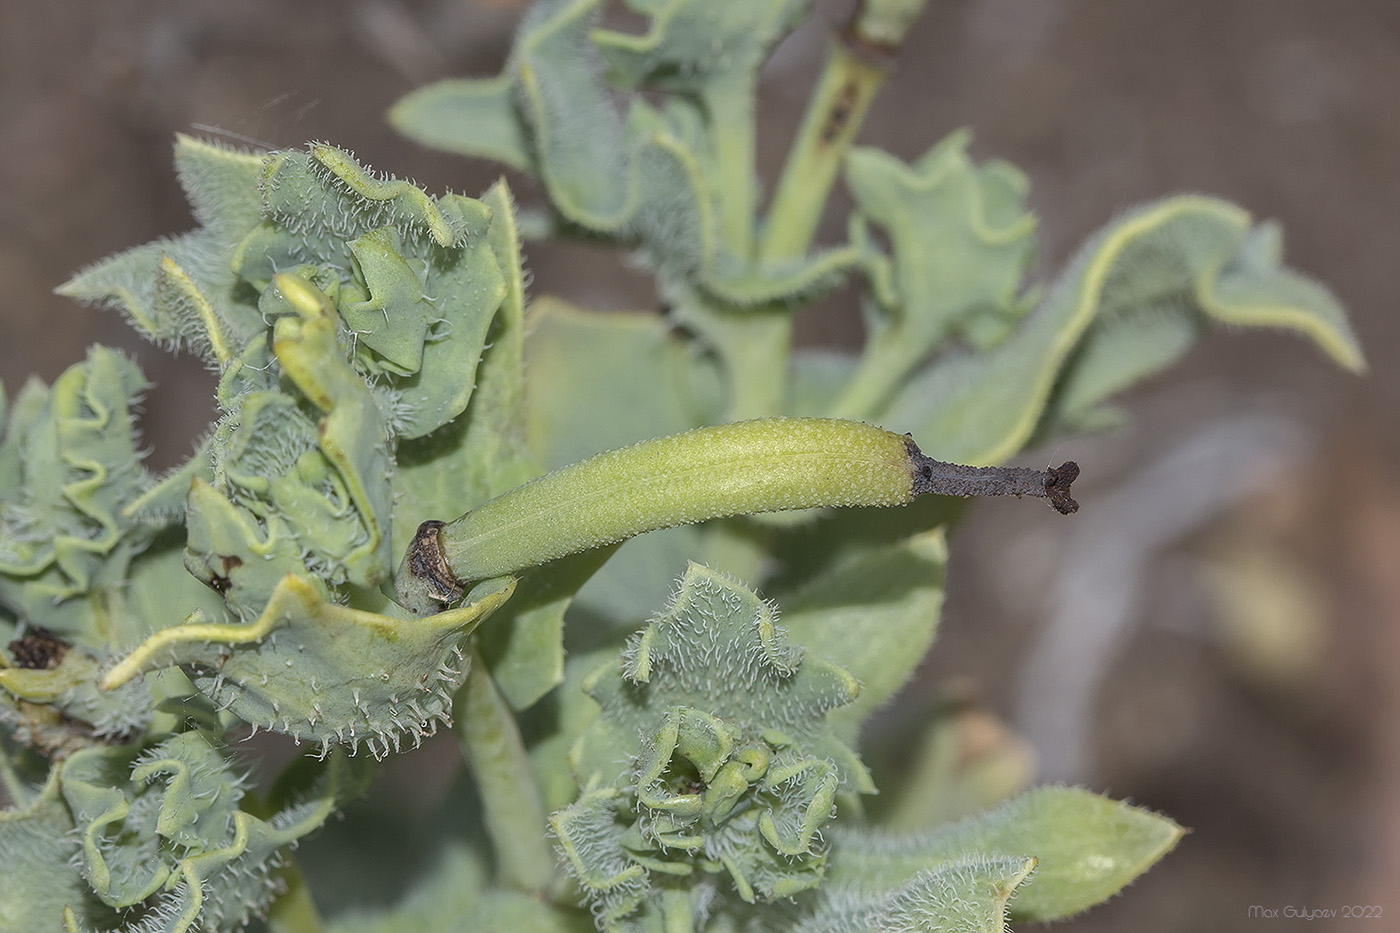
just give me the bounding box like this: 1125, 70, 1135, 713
0, 769, 114, 931
592, 0, 810, 94
885, 195, 1364, 464
0, 645, 152, 755
516, 0, 633, 229
836, 131, 1037, 419
394, 0, 848, 310
101, 574, 515, 758
60, 733, 369, 932
270, 275, 393, 586
58, 137, 267, 363
236, 146, 505, 440
555, 564, 870, 925
0, 348, 152, 611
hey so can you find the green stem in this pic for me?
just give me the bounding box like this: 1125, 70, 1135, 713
851, 0, 934, 49
267, 857, 325, 933
749, 8, 922, 422
829, 327, 927, 421
661, 888, 694, 933
759, 35, 889, 264
707, 26, 892, 425
704, 73, 758, 259
0, 738, 31, 809
456, 643, 555, 893
712, 28, 889, 428
708, 304, 794, 422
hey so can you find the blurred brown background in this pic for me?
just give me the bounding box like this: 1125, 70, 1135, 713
2, 2, 1397, 930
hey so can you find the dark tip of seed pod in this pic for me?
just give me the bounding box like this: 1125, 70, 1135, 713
404, 520, 465, 607
1044, 461, 1080, 515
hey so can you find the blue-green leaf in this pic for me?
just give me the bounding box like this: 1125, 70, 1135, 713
592, 0, 810, 94
100, 574, 514, 757
61, 735, 369, 933
517, 0, 633, 229
796, 856, 1036, 933
389, 76, 532, 172
58, 137, 267, 365
774, 528, 946, 743
885, 195, 1364, 464
0, 770, 113, 931
555, 564, 870, 925
834, 130, 1037, 420
828, 786, 1185, 922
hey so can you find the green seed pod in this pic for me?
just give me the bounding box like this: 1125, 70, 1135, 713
395, 417, 1078, 614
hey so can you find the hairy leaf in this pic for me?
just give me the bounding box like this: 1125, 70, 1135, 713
238, 145, 505, 440
396, 0, 848, 309
593, 0, 809, 94
0, 348, 154, 624
394, 181, 536, 539
1046, 219, 1364, 436
555, 564, 870, 926
774, 529, 946, 743
795, 856, 1036, 933
517, 0, 633, 229
0, 644, 154, 756
100, 574, 514, 758
390, 75, 532, 172
572, 567, 866, 788
269, 277, 394, 587
884, 195, 1364, 464
61, 734, 369, 933
0, 770, 114, 931
828, 786, 1185, 922
58, 137, 266, 364
836, 131, 1037, 419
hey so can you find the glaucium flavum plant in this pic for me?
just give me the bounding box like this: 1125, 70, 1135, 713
0, 1, 1362, 931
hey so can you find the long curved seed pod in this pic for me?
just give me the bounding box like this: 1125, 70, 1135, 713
395, 417, 1078, 614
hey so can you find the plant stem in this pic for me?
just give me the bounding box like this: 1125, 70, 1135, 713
699, 24, 894, 578
706, 18, 898, 425
850, 0, 934, 50
828, 327, 928, 421
456, 643, 555, 893
707, 305, 794, 421
267, 857, 324, 933
0, 738, 31, 809
661, 889, 694, 933
759, 35, 889, 264
712, 23, 893, 421
705, 74, 758, 260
